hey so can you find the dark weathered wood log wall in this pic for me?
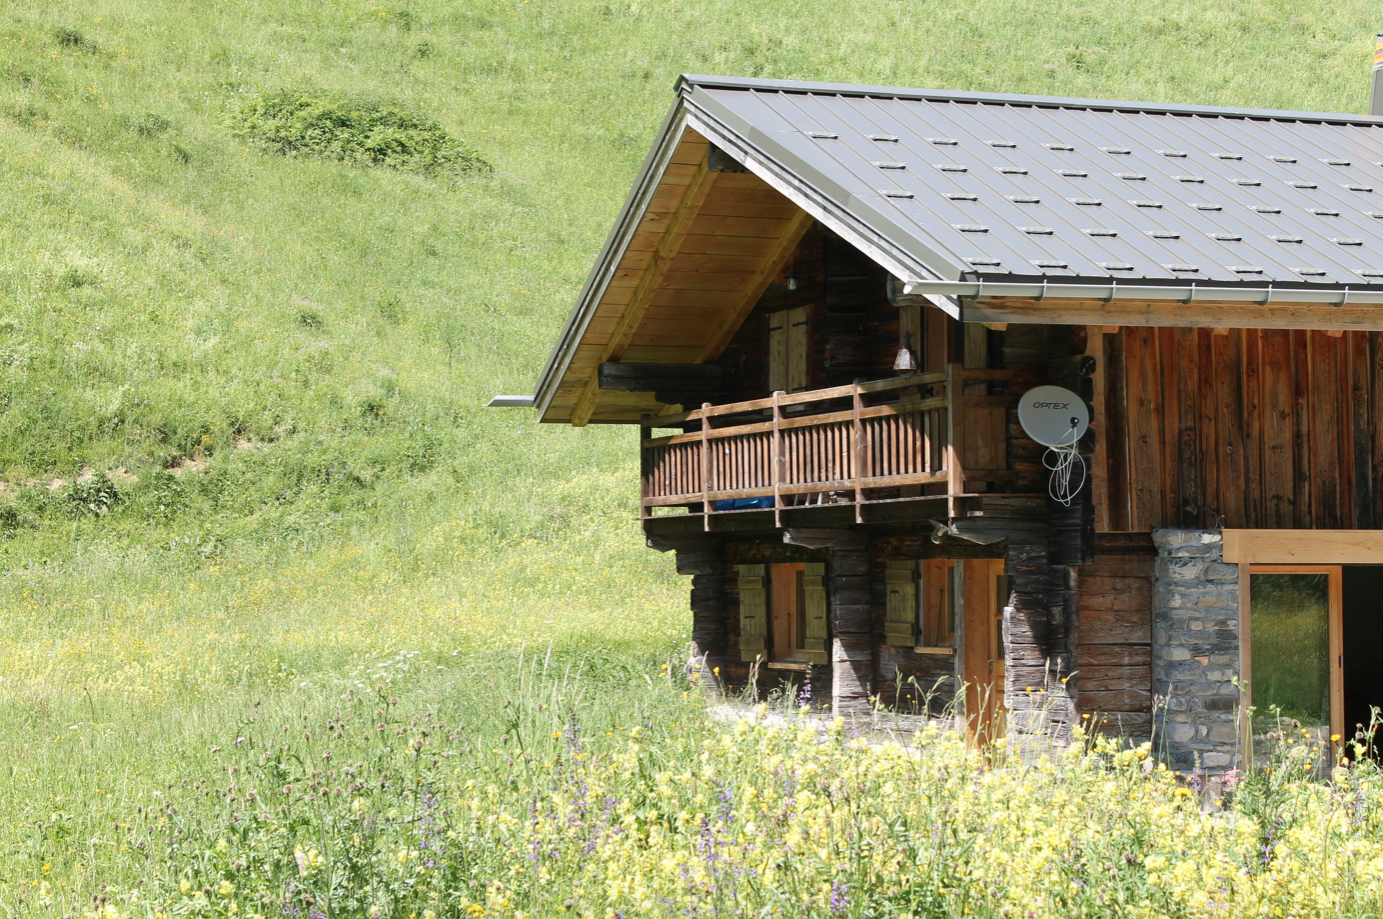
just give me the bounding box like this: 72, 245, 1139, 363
1075, 541, 1155, 740
676, 540, 727, 698
828, 534, 873, 714
1097, 327, 1379, 531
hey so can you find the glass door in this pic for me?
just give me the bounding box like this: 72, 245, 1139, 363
1245, 566, 1343, 759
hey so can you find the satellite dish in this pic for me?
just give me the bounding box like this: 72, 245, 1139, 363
1018, 385, 1089, 447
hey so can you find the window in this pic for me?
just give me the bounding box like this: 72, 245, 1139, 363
884, 559, 956, 650
736, 562, 827, 664
1245, 565, 1342, 750
767, 306, 809, 393
770, 563, 809, 663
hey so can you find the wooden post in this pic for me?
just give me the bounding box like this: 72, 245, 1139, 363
827, 532, 872, 716
946, 363, 963, 519
1085, 331, 1111, 532
700, 403, 712, 532
772, 391, 783, 529
1237, 562, 1252, 770
852, 379, 864, 523
639, 415, 651, 521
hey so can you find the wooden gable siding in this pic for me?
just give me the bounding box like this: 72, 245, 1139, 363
1094, 327, 1379, 532
1075, 550, 1154, 739
714, 228, 954, 403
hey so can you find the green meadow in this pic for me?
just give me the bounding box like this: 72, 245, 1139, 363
2, 0, 1383, 914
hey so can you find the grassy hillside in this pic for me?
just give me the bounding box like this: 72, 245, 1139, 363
0, 0, 1381, 907
0, 0, 1377, 691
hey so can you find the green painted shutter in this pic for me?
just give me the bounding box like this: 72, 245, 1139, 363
885, 560, 918, 647
802, 562, 829, 664
737, 564, 767, 662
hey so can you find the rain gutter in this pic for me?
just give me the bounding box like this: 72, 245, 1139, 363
899, 279, 1383, 305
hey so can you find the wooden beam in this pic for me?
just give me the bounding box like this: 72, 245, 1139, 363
966, 296, 1383, 332
782, 528, 857, 550
694, 208, 814, 363
570, 160, 719, 426
1222, 529, 1383, 564
597, 361, 722, 392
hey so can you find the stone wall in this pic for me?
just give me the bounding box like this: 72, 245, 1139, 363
1150, 528, 1242, 772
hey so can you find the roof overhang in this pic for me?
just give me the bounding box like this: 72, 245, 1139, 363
526, 101, 817, 425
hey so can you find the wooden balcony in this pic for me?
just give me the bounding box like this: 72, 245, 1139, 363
640, 364, 1015, 529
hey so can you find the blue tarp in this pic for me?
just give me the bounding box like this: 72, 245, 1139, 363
714, 497, 775, 511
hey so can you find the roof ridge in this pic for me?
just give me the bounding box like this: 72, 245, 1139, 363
677, 74, 1383, 127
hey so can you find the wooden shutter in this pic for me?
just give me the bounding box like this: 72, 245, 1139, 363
767, 314, 787, 394
802, 562, 828, 664
884, 560, 917, 647
787, 306, 809, 393
737, 564, 767, 662
768, 307, 809, 394
899, 303, 921, 367
921, 559, 957, 647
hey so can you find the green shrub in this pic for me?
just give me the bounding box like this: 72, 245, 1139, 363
228, 90, 490, 174
294, 302, 326, 328
67, 473, 122, 518
53, 27, 97, 54
131, 111, 173, 137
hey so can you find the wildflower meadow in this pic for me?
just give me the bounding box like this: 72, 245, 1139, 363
14, 652, 1383, 919
5, 0, 1383, 917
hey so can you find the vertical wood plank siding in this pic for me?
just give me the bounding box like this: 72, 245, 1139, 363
1099, 328, 1379, 530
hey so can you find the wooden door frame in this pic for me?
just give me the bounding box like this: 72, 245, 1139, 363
1240, 564, 1344, 748
960, 558, 1007, 746
1224, 530, 1383, 564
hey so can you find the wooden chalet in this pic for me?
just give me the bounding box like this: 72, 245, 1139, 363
495, 70, 1383, 768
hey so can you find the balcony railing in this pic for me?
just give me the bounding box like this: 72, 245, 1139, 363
640, 364, 1014, 528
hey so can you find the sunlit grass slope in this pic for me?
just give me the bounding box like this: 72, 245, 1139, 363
0, 0, 1377, 696
0, 0, 1380, 910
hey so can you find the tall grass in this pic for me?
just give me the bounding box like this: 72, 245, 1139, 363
1, 0, 1383, 910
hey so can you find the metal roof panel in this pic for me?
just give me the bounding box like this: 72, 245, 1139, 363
683, 78, 1383, 290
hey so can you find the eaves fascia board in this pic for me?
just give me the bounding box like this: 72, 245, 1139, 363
675, 74, 1383, 126
531, 98, 690, 420
682, 85, 968, 287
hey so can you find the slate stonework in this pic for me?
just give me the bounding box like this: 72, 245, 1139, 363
1151, 528, 1242, 772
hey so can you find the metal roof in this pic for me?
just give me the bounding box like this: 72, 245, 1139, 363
680, 75, 1383, 289
516, 77, 1383, 419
